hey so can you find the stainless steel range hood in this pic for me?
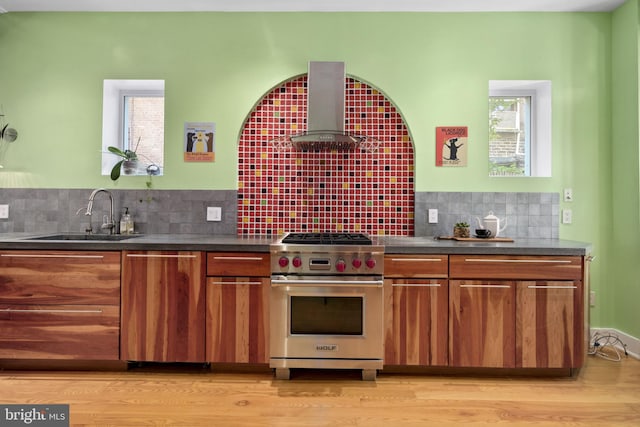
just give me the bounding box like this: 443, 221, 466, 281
272, 61, 380, 152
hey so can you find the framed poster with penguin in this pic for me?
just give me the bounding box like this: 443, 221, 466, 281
435, 126, 467, 167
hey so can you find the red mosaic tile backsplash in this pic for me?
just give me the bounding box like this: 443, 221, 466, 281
237, 75, 414, 236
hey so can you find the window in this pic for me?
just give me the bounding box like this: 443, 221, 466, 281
102, 80, 165, 176
489, 81, 551, 177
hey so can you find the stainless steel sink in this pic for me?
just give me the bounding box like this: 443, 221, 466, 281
26, 233, 143, 241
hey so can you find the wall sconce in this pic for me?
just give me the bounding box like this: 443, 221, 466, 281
0, 113, 18, 168
1, 122, 18, 142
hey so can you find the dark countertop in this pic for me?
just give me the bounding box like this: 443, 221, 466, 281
0, 233, 275, 252
0, 233, 592, 256
377, 236, 591, 256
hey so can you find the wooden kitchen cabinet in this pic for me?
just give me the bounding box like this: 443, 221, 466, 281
449, 255, 585, 370
206, 277, 270, 364
384, 255, 448, 366
120, 251, 206, 363
449, 255, 583, 281
0, 250, 121, 360
516, 281, 584, 368
449, 280, 516, 368
206, 252, 270, 364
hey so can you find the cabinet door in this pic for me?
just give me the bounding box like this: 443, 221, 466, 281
206, 277, 270, 364
516, 281, 584, 368
449, 280, 516, 368
121, 251, 206, 363
384, 279, 448, 366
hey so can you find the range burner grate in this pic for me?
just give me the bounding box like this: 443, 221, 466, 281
282, 232, 372, 245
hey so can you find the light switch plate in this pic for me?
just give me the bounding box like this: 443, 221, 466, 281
428, 209, 438, 224
0, 204, 8, 219
563, 188, 573, 202
207, 206, 222, 222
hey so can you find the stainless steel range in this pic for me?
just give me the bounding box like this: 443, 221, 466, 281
270, 232, 384, 381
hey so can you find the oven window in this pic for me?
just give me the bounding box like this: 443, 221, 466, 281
290, 296, 363, 335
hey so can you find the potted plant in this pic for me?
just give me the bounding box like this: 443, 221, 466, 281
453, 222, 470, 238
108, 137, 141, 181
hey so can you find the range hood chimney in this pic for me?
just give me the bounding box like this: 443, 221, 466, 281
272, 61, 380, 152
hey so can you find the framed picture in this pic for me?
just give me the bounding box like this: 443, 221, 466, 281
436, 126, 468, 167
184, 122, 215, 162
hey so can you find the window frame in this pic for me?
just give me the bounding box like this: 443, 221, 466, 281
101, 79, 165, 177
489, 80, 551, 178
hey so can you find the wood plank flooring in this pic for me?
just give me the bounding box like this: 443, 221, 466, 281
0, 356, 638, 426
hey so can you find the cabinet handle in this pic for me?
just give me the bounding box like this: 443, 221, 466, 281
392, 283, 442, 287
272, 279, 383, 287
460, 284, 512, 289
212, 256, 264, 261
464, 258, 572, 264
527, 285, 577, 289
1, 254, 104, 259
390, 258, 443, 262
126, 254, 197, 259
0, 308, 103, 314
210, 281, 263, 285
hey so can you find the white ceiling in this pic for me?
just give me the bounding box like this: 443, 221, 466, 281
0, 0, 627, 13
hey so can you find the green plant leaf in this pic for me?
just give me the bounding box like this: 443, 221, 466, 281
110, 160, 124, 181
108, 146, 128, 158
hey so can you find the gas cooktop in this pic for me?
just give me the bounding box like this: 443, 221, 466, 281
281, 232, 372, 246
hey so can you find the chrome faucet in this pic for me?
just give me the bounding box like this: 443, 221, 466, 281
85, 188, 115, 234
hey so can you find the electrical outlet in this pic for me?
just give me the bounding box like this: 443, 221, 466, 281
590, 291, 596, 307
563, 188, 573, 202
207, 206, 222, 222
428, 209, 438, 224
0, 204, 8, 219
562, 209, 572, 224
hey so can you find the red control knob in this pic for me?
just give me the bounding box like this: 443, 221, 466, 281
336, 259, 347, 273
352, 258, 362, 269
292, 256, 303, 268
278, 256, 289, 268
365, 257, 376, 269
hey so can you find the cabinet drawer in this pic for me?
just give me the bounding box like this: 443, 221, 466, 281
207, 252, 270, 276
450, 255, 583, 280
385, 255, 448, 278
0, 304, 120, 360
0, 251, 121, 305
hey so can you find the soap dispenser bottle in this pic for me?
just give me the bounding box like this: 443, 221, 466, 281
120, 207, 133, 235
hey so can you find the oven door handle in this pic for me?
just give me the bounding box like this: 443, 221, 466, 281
271, 279, 384, 287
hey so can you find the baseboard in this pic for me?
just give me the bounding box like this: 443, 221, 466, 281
590, 328, 640, 360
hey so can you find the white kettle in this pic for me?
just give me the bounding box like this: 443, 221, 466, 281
476, 211, 507, 237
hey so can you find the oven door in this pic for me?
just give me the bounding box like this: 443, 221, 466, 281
270, 275, 384, 362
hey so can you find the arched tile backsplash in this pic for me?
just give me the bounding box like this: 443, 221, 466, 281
237, 75, 414, 236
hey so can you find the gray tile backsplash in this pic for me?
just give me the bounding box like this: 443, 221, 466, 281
0, 189, 238, 235
414, 191, 559, 238
0, 189, 558, 238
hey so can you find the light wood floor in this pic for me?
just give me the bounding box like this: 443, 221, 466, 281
0, 356, 639, 427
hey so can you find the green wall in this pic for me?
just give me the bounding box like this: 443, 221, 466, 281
0, 9, 635, 337
611, 0, 640, 339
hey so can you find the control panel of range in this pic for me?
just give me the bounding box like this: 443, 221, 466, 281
271, 247, 384, 275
